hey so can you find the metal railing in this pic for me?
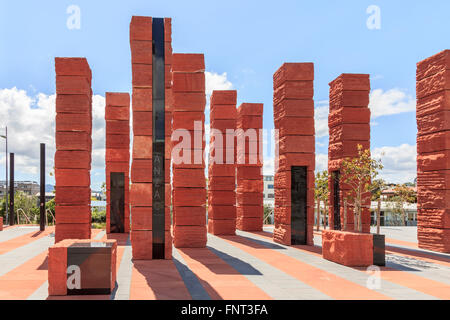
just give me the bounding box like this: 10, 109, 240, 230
16, 208, 32, 225
14, 208, 55, 226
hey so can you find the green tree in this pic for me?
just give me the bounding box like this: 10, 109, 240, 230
13, 191, 39, 224
263, 205, 273, 225
340, 145, 383, 233
315, 170, 329, 230
392, 184, 416, 226
0, 197, 7, 219
371, 178, 386, 234
45, 198, 56, 225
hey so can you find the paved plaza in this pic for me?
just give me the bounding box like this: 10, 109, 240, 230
0, 225, 449, 300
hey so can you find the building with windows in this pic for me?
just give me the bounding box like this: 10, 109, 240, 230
0, 180, 40, 197
315, 200, 417, 228
263, 175, 275, 207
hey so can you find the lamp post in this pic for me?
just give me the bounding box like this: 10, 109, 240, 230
0, 127, 7, 224
40, 143, 45, 231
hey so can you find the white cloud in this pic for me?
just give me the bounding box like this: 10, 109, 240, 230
315, 153, 328, 173
315, 100, 329, 138
205, 71, 233, 96
0, 87, 106, 185
0, 88, 55, 176
91, 95, 106, 168
314, 88, 415, 139
371, 143, 417, 184
263, 157, 274, 176
369, 88, 415, 119
314, 145, 416, 184
205, 71, 233, 110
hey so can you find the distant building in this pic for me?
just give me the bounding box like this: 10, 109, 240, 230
0, 182, 6, 197
0, 180, 40, 197
381, 186, 417, 201
34, 192, 55, 203
91, 191, 105, 201
315, 201, 417, 227
91, 200, 106, 211
263, 175, 275, 207
369, 201, 417, 226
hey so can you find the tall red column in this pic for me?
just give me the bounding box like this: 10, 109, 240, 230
273, 63, 315, 246
328, 73, 371, 233
129, 16, 173, 259
172, 53, 207, 247
208, 90, 237, 235
105, 92, 130, 234
416, 50, 450, 253
236, 103, 264, 231
54, 57, 92, 243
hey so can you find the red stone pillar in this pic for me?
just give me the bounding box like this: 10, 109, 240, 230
54, 58, 92, 243
105, 93, 130, 234
236, 103, 264, 231
273, 63, 315, 246
416, 50, 450, 253
172, 53, 207, 247
208, 90, 237, 235
328, 74, 371, 233
129, 16, 173, 259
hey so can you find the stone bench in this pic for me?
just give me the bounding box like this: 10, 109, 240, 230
322, 230, 385, 267
48, 239, 117, 296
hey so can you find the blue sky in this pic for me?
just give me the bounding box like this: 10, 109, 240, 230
1, 0, 449, 189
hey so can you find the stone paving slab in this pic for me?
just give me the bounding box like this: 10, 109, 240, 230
235, 230, 436, 300
207, 234, 331, 300
0, 234, 54, 277
111, 236, 132, 300
0, 226, 40, 243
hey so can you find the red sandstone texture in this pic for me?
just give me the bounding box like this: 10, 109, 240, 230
417, 50, 450, 253
236, 103, 264, 231
172, 53, 206, 248
0, 217, 3, 231
129, 16, 173, 259
105, 93, 130, 234
208, 90, 237, 235
54, 58, 92, 243
327, 73, 371, 233
273, 63, 315, 246
48, 239, 117, 296
321, 230, 373, 267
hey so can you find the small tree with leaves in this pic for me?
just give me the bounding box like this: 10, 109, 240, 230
315, 170, 329, 230
392, 184, 416, 226
263, 205, 273, 225
371, 178, 386, 234
340, 145, 383, 233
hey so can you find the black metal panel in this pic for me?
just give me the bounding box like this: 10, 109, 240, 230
291, 166, 307, 245
9, 153, 14, 226
67, 242, 113, 295
332, 170, 341, 230
373, 234, 386, 266
152, 17, 165, 259
110, 172, 125, 233
40, 143, 45, 231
